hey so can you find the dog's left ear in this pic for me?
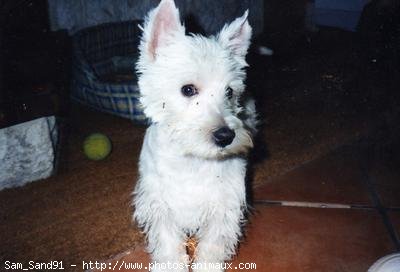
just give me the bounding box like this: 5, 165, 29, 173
218, 10, 252, 59
140, 0, 185, 61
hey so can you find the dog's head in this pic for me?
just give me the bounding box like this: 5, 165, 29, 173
137, 0, 255, 159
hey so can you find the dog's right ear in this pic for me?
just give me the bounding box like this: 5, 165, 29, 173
217, 10, 252, 64
140, 0, 185, 61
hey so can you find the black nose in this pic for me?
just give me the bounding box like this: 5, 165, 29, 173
213, 127, 235, 147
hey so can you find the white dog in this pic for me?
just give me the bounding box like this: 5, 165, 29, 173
133, 0, 257, 271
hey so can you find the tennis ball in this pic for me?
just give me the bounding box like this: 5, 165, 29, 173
83, 133, 112, 161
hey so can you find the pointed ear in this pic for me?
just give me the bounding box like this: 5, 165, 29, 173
218, 10, 252, 58
140, 0, 185, 60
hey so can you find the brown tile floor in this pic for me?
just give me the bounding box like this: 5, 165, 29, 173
252, 146, 372, 205
96, 144, 400, 272
231, 206, 394, 272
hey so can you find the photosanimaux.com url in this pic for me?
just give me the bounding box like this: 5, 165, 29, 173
2, 260, 256, 271
84, 260, 257, 271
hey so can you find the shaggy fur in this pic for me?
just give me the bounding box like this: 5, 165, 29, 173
133, 0, 256, 271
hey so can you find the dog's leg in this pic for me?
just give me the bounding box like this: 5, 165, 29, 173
145, 218, 189, 272
193, 210, 243, 272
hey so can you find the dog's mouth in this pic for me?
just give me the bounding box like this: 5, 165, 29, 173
167, 122, 253, 159
212, 128, 254, 157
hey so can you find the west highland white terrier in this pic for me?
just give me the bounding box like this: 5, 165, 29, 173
133, 0, 257, 271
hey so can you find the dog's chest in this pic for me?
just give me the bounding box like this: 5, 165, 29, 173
157, 156, 235, 204
158, 158, 244, 229
139, 126, 247, 229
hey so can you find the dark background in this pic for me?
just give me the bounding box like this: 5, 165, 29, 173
0, 0, 399, 128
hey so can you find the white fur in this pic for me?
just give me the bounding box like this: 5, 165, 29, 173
133, 1, 256, 271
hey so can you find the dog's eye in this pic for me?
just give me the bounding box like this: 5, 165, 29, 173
181, 84, 198, 97
226, 87, 233, 99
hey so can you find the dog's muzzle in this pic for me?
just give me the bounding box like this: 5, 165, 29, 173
212, 126, 235, 147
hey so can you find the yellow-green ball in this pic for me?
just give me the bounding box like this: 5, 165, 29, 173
83, 133, 112, 161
